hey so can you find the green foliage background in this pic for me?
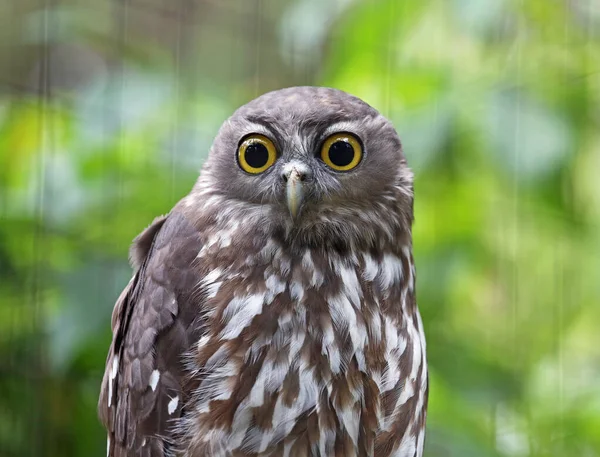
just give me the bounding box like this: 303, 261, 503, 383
1, 0, 599, 456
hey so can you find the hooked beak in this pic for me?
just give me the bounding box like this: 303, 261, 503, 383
286, 169, 304, 219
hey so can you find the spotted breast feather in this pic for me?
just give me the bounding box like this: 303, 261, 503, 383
99, 206, 427, 457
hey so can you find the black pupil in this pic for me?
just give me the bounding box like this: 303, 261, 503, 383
328, 140, 355, 167
245, 143, 269, 169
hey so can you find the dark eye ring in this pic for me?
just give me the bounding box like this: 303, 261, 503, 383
320, 133, 363, 171
237, 134, 277, 174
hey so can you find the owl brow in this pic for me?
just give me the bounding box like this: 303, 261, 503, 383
297, 117, 332, 133
320, 121, 361, 139
245, 114, 280, 131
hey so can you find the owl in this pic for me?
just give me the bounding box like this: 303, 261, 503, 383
98, 86, 428, 457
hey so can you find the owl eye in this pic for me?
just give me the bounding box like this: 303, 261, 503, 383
237, 134, 277, 174
320, 133, 363, 171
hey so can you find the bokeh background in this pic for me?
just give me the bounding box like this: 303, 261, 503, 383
1, 0, 599, 456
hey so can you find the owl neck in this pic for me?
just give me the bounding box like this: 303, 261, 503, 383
180, 181, 413, 257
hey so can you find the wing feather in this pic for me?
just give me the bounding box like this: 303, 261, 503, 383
98, 211, 206, 457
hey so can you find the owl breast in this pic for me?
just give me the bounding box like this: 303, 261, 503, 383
183, 233, 427, 457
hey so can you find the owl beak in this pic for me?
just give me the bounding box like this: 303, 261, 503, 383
286, 170, 304, 219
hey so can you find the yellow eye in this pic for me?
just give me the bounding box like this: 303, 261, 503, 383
238, 134, 277, 174
320, 133, 363, 171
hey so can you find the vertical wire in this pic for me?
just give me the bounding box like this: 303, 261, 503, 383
513, 2, 524, 454
4, 0, 20, 452
31, 0, 54, 452
512, 0, 522, 383
557, 2, 571, 451
114, 0, 128, 219
254, 0, 263, 97
383, 0, 396, 118
170, 2, 182, 201
170, 0, 192, 201
110, 0, 128, 298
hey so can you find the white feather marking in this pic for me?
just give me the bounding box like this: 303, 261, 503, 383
311, 268, 324, 287
149, 370, 160, 392
318, 429, 336, 457
107, 355, 119, 407
259, 238, 279, 261
362, 253, 379, 281
401, 245, 414, 290
259, 429, 275, 453
228, 403, 253, 450
301, 250, 314, 269
110, 356, 118, 378
385, 316, 399, 349
290, 280, 304, 301
382, 355, 401, 393
266, 360, 289, 393
396, 379, 415, 408
212, 379, 233, 401
240, 426, 270, 453
220, 294, 265, 339
321, 321, 341, 374
107, 383, 113, 408
328, 293, 355, 332
369, 311, 382, 343
283, 439, 295, 457
106, 436, 110, 457
408, 319, 423, 381
167, 395, 179, 415
289, 330, 305, 360
202, 268, 222, 286
265, 273, 286, 303
246, 333, 272, 363
278, 312, 292, 326
279, 256, 292, 276
393, 429, 417, 457
207, 281, 222, 299
416, 427, 426, 456
197, 245, 209, 258
371, 370, 383, 392
328, 345, 342, 374
391, 314, 427, 425
337, 404, 361, 447
205, 344, 229, 369
303, 250, 324, 286
339, 264, 362, 307
355, 349, 367, 372
379, 253, 404, 290
219, 232, 232, 248
382, 317, 403, 393
266, 364, 319, 447
197, 335, 210, 350
298, 363, 319, 410
349, 318, 368, 362
416, 309, 427, 352
247, 370, 266, 407
398, 333, 408, 357
328, 292, 367, 369
271, 399, 299, 440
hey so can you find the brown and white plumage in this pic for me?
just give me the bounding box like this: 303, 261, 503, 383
98, 86, 428, 457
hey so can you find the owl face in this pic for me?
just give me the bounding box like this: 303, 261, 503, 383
201, 87, 412, 248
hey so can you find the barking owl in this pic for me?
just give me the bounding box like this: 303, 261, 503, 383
98, 87, 428, 457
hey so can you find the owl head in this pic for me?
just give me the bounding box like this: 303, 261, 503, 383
193, 87, 413, 251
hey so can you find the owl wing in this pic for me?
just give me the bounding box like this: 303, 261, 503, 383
98, 211, 206, 457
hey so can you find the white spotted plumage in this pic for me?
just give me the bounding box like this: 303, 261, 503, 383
181, 230, 425, 456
